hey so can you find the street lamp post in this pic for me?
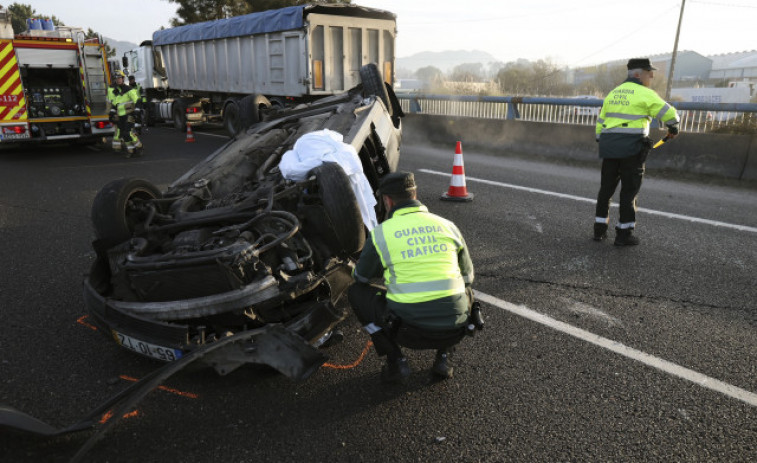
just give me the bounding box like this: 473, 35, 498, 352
665, 0, 687, 101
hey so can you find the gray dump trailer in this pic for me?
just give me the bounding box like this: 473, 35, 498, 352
122, 4, 397, 136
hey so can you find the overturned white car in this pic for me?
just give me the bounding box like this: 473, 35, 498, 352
83, 64, 403, 380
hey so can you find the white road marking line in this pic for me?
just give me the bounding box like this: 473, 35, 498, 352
420, 169, 757, 233
193, 131, 229, 139
475, 291, 757, 408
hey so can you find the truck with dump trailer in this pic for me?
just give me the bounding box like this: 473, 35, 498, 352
121, 4, 397, 136
0, 8, 114, 144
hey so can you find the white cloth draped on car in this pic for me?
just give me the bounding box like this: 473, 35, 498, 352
278, 129, 378, 230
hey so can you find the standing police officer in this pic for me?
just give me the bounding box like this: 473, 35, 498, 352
594, 58, 680, 245
348, 171, 475, 382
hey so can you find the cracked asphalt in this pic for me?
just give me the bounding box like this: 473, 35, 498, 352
1, 127, 755, 462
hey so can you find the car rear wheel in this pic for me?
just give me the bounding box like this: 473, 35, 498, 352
359, 63, 393, 117
91, 178, 161, 247
310, 162, 365, 256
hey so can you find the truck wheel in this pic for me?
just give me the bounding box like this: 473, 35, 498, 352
223, 100, 241, 137
145, 106, 156, 127
91, 178, 161, 247
309, 162, 365, 256
268, 97, 287, 109
172, 101, 187, 132
239, 94, 271, 129
359, 63, 393, 117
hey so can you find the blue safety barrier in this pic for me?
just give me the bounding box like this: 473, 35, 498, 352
396, 93, 757, 133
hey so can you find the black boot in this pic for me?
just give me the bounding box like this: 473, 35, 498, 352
381, 357, 411, 383
614, 227, 640, 246
593, 223, 608, 241
432, 350, 454, 379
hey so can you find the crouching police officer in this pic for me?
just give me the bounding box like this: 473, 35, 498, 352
107, 71, 143, 157
348, 171, 477, 383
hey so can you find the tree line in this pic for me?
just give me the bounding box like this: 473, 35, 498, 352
405, 58, 668, 97
164, 0, 350, 26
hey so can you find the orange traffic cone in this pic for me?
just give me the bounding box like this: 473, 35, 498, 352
440, 141, 473, 202
185, 123, 196, 143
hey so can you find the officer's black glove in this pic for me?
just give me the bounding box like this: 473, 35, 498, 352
108, 109, 117, 123
667, 124, 679, 136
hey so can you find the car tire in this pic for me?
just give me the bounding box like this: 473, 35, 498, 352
359, 63, 393, 117
223, 99, 241, 137
310, 162, 365, 256
91, 178, 161, 246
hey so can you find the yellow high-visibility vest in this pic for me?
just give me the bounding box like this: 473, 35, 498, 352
107, 86, 139, 116
596, 81, 679, 138
371, 205, 466, 304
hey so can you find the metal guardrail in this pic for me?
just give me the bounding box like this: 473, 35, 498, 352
396, 94, 757, 133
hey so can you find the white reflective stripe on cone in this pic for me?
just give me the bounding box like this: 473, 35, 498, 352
450, 176, 466, 187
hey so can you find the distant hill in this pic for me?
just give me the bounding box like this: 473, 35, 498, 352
103, 36, 138, 60
396, 50, 501, 74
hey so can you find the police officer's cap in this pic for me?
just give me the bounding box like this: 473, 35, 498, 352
379, 171, 416, 195
627, 58, 657, 71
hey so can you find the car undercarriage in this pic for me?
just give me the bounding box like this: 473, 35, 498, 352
84, 64, 403, 378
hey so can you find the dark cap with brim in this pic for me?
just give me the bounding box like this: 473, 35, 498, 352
379, 171, 416, 195
627, 58, 657, 71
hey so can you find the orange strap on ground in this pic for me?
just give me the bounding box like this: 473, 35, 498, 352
119, 375, 199, 399
322, 340, 373, 370
99, 409, 139, 424
77, 315, 98, 331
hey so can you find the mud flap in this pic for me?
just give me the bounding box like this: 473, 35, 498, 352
0, 324, 326, 462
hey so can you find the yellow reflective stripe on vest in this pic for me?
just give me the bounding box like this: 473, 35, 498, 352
606, 112, 650, 121
372, 205, 465, 304
387, 276, 465, 295
372, 222, 398, 285
656, 103, 674, 121
602, 126, 649, 135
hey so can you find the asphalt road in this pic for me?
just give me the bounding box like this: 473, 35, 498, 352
1, 126, 755, 462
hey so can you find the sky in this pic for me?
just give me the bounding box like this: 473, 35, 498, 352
17, 0, 757, 68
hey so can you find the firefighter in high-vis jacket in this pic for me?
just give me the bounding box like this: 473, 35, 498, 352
107, 71, 143, 157
348, 172, 476, 383
594, 58, 680, 245
128, 74, 145, 134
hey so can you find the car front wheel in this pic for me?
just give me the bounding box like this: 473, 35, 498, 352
309, 162, 365, 256
91, 178, 161, 247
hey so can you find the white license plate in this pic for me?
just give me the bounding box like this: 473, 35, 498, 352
112, 330, 183, 362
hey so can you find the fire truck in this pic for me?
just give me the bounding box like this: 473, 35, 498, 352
0, 8, 114, 144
